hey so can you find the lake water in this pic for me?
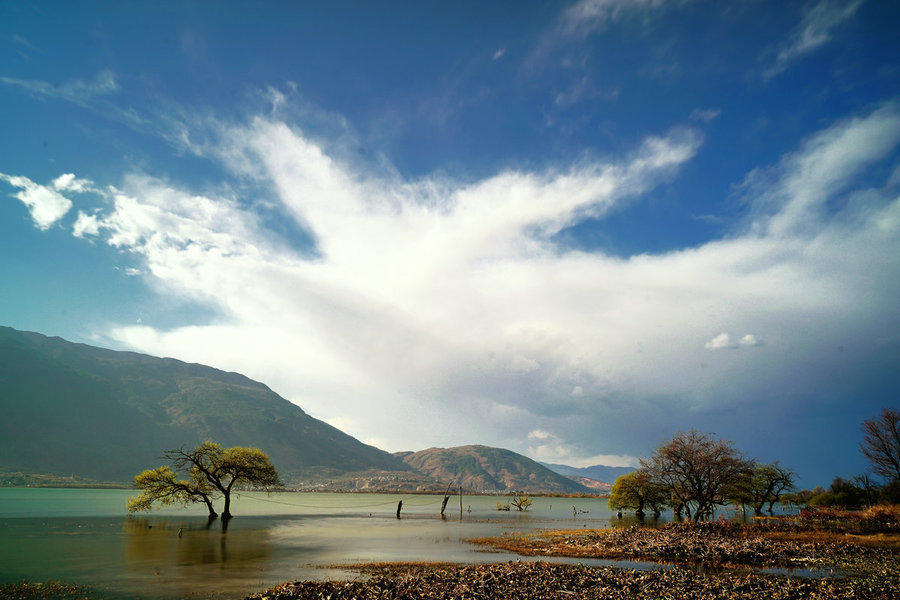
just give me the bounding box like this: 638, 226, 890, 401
0, 488, 648, 599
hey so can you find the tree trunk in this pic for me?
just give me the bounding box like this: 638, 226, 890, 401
222, 491, 232, 520
203, 495, 218, 518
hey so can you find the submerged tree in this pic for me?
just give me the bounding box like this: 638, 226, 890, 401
749, 462, 796, 515
860, 408, 900, 483
509, 492, 532, 511
608, 470, 669, 517
642, 429, 752, 522
126, 465, 218, 517
128, 441, 280, 519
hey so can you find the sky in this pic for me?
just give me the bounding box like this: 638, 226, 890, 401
2, 0, 899, 487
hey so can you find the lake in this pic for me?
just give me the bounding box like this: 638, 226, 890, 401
0, 488, 652, 599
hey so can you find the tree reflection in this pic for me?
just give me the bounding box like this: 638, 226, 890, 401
123, 516, 272, 580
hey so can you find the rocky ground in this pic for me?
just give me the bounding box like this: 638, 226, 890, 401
248, 560, 898, 600
471, 520, 896, 570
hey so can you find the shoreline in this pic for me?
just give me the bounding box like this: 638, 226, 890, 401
5, 511, 898, 600
243, 517, 899, 600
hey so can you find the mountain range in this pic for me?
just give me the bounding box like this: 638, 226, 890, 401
0, 326, 610, 493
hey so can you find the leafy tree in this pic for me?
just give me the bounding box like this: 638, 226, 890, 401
126, 466, 217, 517
749, 462, 796, 515
860, 408, 900, 483
642, 429, 752, 521
128, 441, 280, 519
608, 470, 669, 517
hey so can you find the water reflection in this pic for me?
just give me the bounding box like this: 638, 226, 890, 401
1, 490, 630, 599
119, 516, 277, 598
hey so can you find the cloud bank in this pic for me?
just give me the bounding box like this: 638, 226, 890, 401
8, 99, 900, 469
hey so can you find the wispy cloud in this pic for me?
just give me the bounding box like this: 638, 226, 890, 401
0, 70, 119, 104
560, 0, 674, 38
764, 0, 864, 79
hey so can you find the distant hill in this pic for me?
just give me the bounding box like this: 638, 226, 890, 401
396, 445, 593, 494
540, 462, 635, 484
0, 326, 408, 484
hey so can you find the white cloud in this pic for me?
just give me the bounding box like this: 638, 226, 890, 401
492, 48, 506, 60
528, 429, 639, 467
739, 334, 760, 348
704, 333, 733, 351
52, 173, 94, 193
765, 0, 864, 78
27, 100, 900, 465
705, 333, 762, 351
741, 103, 900, 237
72, 211, 100, 238
1, 173, 73, 230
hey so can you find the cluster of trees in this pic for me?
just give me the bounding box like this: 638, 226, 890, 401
784, 408, 900, 509
610, 408, 900, 519
608, 429, 794, 521
127, 441, 280, 519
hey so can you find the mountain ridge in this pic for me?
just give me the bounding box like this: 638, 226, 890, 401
396, 445, 592, 494
0, 326, 407, 483
1, 326, 615, 494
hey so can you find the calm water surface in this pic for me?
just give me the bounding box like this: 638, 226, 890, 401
0, 488, 645, 599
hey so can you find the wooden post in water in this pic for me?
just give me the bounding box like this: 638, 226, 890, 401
458, 486, 463, 520
440, 481, 453, 517
396, 500, 402, 519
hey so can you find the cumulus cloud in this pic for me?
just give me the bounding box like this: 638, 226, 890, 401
72, 211, 101, 238
1, 173, 73, 230
764, 0, 864, 78
52, 173, 94, 193
705, 333, 761, 351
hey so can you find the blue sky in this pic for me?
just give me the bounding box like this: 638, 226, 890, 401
2, 0, 899, 486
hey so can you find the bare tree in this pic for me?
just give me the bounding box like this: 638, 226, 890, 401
860, 408, 900, 482
642, 429, 752, 522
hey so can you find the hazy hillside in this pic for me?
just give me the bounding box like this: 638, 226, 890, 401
396, 445, 592, 494
540, 462, 635, 484
0, 326, 408, 483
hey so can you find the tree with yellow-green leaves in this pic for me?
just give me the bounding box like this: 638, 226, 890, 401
127, 441, 280, 519
608, 469, 669, 517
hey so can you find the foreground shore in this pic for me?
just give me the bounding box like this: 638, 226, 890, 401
248, 559, 897, 600
247, 514, 900, 600
4, 510, 898, 600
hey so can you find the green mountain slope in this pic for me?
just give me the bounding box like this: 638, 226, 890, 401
0, 326, 407, 483
395, 445, 592, 494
